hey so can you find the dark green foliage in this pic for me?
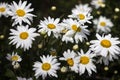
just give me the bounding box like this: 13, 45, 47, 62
0, 0, 120, 80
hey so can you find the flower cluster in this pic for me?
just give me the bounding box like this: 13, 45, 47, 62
0, 0, 120, 80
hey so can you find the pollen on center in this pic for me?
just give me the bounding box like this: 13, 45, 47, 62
80, 56, 89, 65
72, 24, 81, 32
42, 63, 51, 71
16, 9, 25, 17
0, 7, 6, 12
47, 23, 56, 29
67, 58, 74, 66
78, 14, 85, 20
20, 32, 29, 40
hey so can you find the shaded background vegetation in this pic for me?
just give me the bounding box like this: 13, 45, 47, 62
0, 0, 120, 80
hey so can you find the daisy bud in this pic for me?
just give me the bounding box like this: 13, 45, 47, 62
101, 4, 105, 8
60, 66, 67, 73
13, 62, 20, 69
40, 30, 46, 35
38, 43, 43, 49
114, 70, 118, 74
113, 15, 118, 19
86, 42, 90, 46
73, 44, 79, 50
0, 35, 4, 39
115, 8, 120, 12
104, 66, 109, 71
96, 11, 101, 15
51, 6, 56, 11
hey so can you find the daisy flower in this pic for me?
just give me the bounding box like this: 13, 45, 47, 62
90, 34, 120, 57
0, 2, 9, 17
59, 49, 79, 73
6, 52, 22, 65
33, 55, 60, 79
9, 25, 39, 51
91, 0, 105, 9
38, 16, 61, 38
61, 19, 89, 43
93, 16, 113, 33
76, 49, 96, 76
68, 5, 93, 24
17, 77, 32, 80
8, 0, 35, 26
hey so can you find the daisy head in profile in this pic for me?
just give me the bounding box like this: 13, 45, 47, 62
6, 52, 22, 65
0, 2, 9, 17
33, 55, 60, 79
73, 4, 92, 13
91, 0, 105, 9
97, 53, 119, 65
90, 34, 120, 57
59, 49, 79, 73
68, 5, 93, 24
76, 49, 96, 76
17, 77, 33, 80
38, 16, 61, 38
61, 18, 90, 43
93, 16, 113, 33
8, 0, 35, 26
8, 25, 39, 51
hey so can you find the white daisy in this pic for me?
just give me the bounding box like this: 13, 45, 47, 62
6, 52, 22, 65
17, 77, 32, 80
77, 49, 96, 76
61, 19, 90, 43
68, 5, 93, 24
33, 55, 60, 79
90, 34, 120, 57
59, 49, 79, 73
0, 2, 9, 17
93, 16, 113, 33
8, 0, 35, 26
91, 0, 105, 9
9, 25, 39, 51
38, 16, 61, 38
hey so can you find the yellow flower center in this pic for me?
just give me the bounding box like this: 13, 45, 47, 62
11, 56, 19, 61
47, 24, 56, 29
20, 32, 29, 40
72, 25, 81, 32
78, 14, 85, 20
67, 58, 74, 66
16, 9, 25, 17
100, 22, 106, 27
80, 56, 89, 65
0, 7, 5, 12
100, 39, 111, 48
42, 63, 51, 71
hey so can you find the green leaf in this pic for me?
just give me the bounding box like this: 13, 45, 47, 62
5, 69, 16, 79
